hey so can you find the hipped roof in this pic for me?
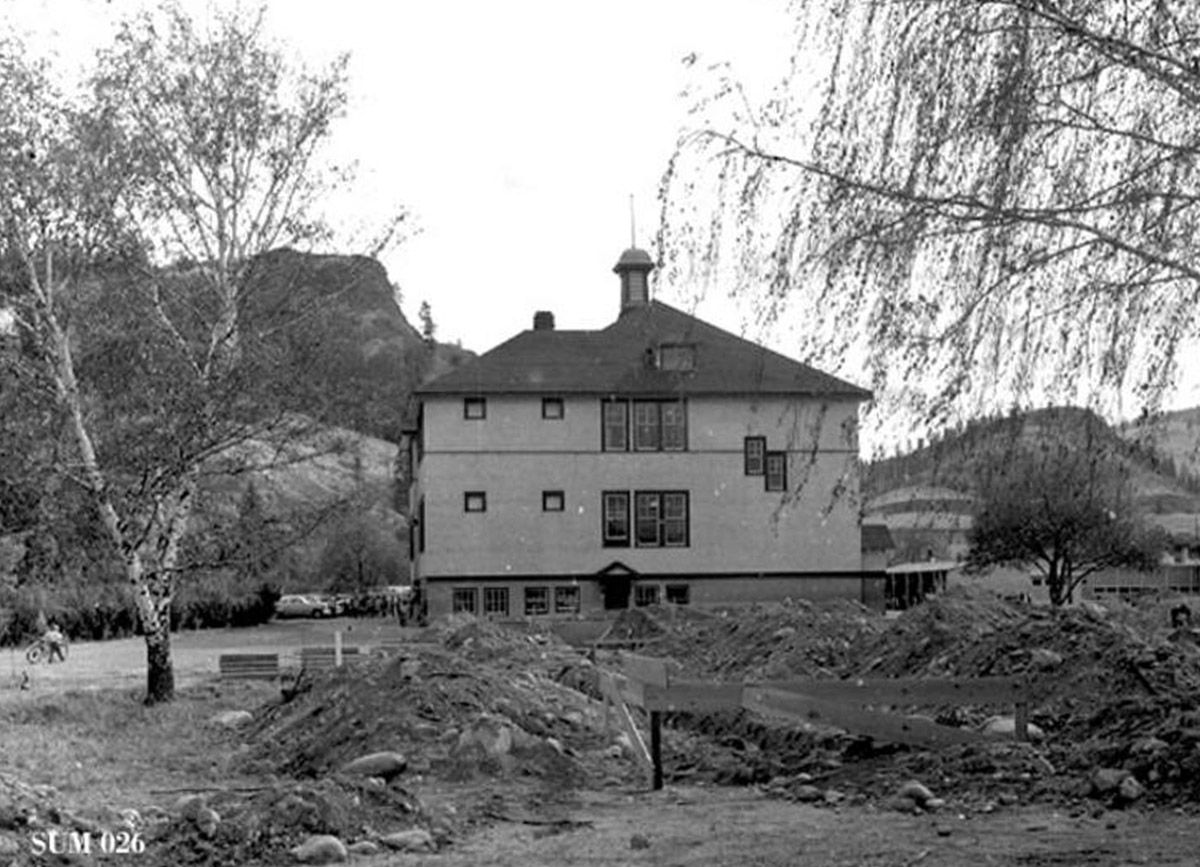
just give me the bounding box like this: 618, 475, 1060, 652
418, 301, 871, 399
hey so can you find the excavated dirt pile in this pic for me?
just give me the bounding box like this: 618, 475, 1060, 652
652, 598, 884, 680
648, 587, 1200, 808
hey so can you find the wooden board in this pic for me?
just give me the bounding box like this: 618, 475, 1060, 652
218, 653, 280, 680
743, 686, 989, 747
621, 653, 670, 688
598, 672, 653, 770
642, 682, 744, 713
766, 676, 1028, 707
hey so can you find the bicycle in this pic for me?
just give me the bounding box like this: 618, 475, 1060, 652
25, 635, 69, 665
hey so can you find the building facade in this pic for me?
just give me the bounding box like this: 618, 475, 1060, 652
406, 248, 873, 618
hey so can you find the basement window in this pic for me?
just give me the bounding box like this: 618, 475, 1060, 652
452, 588, 478, 614
524, 586, 550, 616
483, 587, 509, 617
634, 584, 660, 607
665, 584, 690, 605
555, 586, 581, 614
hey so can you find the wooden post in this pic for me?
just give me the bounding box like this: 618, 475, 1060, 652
334, 630, 343, 668
1014, 700, 1029, 741
650, 710, 663, 791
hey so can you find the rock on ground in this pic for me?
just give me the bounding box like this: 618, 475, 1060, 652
289, 834, 348, 864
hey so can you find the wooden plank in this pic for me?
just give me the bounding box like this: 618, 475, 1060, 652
743, 686, 988, 748
218, 653, 280, 680
621, 653, 670, 688
300, 646, 362, 669
642, 682, 744, 713
650, 711, 663, 791
599, 672, 652, 770
766, 676, 1028, 707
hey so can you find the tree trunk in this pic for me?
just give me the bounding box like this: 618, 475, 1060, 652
1047, 560, 1066, 607
144, 620, 175, 705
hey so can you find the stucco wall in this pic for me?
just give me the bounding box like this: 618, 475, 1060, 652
414, 394, 864, 583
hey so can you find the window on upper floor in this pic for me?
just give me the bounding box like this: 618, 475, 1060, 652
602, 491, 630, 547
765, 452, 787, 492
630, 399, 688, 451
464, 491, 487, 512
464, 397, 486, 420
635, 491, 689, 547
542, 397, 564, 419
602, 400, 628, 451
542, 490, 565, 512
744, 436, 766, 476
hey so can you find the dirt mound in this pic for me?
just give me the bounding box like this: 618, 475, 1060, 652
245, 643, 619, 790
654, 598, 883, 680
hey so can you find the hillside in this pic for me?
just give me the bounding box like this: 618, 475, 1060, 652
239, 249, 473, 442
863, 406, 1200, 561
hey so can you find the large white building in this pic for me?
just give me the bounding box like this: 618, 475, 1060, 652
405, 247, 875, 618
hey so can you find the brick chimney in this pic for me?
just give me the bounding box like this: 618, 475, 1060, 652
533, 310, 555, 331
613, 247, 654, 315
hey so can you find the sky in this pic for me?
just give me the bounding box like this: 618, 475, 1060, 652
9, 0, 791, 354
9, 0, 1198, 427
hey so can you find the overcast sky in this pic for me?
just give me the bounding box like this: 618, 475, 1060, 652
11, 0, 790, 353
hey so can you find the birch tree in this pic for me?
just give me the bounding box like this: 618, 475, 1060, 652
1, 4, 369, 703
661, 0, 1200, 431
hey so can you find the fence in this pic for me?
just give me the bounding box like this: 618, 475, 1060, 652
598, 653, 1037, 790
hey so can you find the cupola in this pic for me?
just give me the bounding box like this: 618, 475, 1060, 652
613, 247, 654, 315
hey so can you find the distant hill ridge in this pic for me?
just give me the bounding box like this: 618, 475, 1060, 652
865, 406, 1200, 514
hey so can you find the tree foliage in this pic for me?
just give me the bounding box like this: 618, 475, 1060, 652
0, 4, 394, 702
967, 428, 1165, 605
662, 0, 1200, 429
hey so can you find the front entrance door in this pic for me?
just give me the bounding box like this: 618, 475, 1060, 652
602, 575, 632, 610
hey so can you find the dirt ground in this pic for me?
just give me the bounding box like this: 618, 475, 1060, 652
3, 609, 1200, 866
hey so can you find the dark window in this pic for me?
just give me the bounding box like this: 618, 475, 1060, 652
634, 584, 660, 607
635, 491, 689, 548
452, 587, 478, 614
603, 491, 630, 547
602, 400, 628, 451
665, 584, 690, 605
418, 497, 426, 553
765, 452, 787, 492
483, 587, 509, 617
554, 586, 581, 614
542, 490, 565, 512
744, 436, 766, 475
464, 397, 486, 419
524, 586, 549, 616
464, 491, 487, 512
542, 398, 564, 419
659, 343, 696, 371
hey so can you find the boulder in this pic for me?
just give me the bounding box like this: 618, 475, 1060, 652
1090, 767, 1130, 796
380, 829, 435, 852
1117, 775, 1144, 803
981, 715, 1045, 741
211, 710, 254, 728
174, 794, 207, 822
347, 841, 381, 856
897, 780, 935, 806
457, 717, 514, 757
290, 834, 348, 864
1029, 649, 1063, 670
194, 807, 220, 837
0, 835, 21, 857
340, 751, 407, 780
792, 785, 824, 803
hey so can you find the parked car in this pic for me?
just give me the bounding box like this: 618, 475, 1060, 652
275, 594, 333, 619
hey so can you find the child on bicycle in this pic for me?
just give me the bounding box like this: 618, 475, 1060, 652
44, 621, 67, 664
